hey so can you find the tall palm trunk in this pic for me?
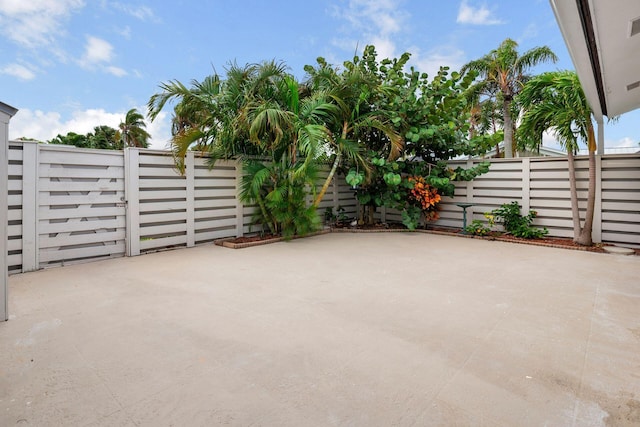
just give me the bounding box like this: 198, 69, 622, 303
502, 98, 514, 158
313, 121, 348, 207
314, 151, 341, 207
575, 122, 597, 246
567, 149, 581, 240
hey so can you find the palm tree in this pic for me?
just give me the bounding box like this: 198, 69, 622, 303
148, 61, 335, 237
119, 108, 150, 148
462, 38, 557, 158
518, 71, 597, 245
465, 83, 504, 156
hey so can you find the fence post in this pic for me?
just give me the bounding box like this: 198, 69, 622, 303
185, 152, 195, 247
1, 102, 17, 321
592, 155, 603, 243
124, 148, 140, 256
235, 160, 244, 238
522, 158, 531, 213
21, 142, 39, 272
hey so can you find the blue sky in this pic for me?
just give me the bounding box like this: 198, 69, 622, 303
1, 0, 638, 151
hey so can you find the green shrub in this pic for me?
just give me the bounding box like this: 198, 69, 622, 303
491, 201, 548, 239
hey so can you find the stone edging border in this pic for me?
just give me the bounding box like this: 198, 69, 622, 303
215, 228, 331, 249
418, 229, 606, 253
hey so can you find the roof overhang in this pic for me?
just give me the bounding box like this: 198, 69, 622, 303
0, 101, 18, 119
549, 0, 640, 121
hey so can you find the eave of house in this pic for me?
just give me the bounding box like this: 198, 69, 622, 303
549, 0, 640, 121
0, 101, 18, 119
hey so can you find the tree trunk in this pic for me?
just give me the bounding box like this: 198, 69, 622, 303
313, 122, 349, 208
313, 151, 341, 207
502, 99, 514, 158
256, 193, 277, 236
575, 122, 597, 246
367, 205, 375, 225
567, 149, 582, 242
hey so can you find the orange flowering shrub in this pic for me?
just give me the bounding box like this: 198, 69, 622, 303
406, 176, 442, 222
408, 176, 441, 207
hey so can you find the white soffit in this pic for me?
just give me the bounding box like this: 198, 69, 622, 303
549, 0, 640, 120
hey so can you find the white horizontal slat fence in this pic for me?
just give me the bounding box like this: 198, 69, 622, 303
5, 141, 640, 275
430, 155, 640, 247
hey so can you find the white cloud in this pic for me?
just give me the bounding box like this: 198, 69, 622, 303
77, 35, 129, 77
0, 0, 85, 48
604, 137, 640, 153
145, 111, 172, 150
331, 0, 409, 59
519, 23, 539, 41
106, 65, 127, 77
410, 47, 466, 78
608, 136, 637, 148
9, 107, 171, 150
457, 1, 502, 25
543, 134, 640, 154
542, 131, 562, 150
116, 25, 132, 39
80, 36, 114, 67
1, 63, 37, 80
102, 1, 159, 22
369, 36, 397, 61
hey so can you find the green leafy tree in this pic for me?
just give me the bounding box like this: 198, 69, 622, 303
518, 71, 598, 245
90, 125, 120, 150
462, 38, 557, 158
48, 126, 121, 150
340, 47, 494, 226
49, 132, 92, 148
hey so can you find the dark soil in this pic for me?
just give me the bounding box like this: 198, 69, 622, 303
222, 234, 280, 244
425, 225, 640, 255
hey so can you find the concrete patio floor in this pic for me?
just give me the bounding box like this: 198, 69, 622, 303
1, 232, 639, 426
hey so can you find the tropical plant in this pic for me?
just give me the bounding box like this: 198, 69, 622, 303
239, 159, 321, 238
148, 61, 333, 238
518, 70, 598, 245
491, 201, 548, 239
464, 216, 494, 236
148, 64, 260, 172
464, 203, 547, 239
462, 38, 557, 158
119, 108, 150, 148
